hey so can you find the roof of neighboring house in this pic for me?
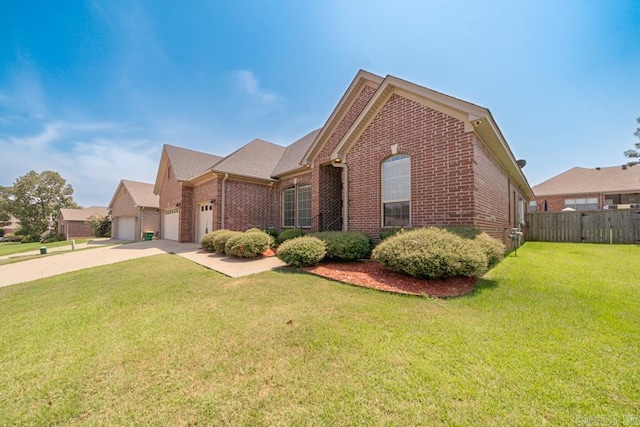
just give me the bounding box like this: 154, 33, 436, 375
109, 180, 159, 209
533, 166, 640, 196
211, 139, 286, 181
58, 206, 108, 221
165, 144, 223, 181
272, 129, 321, 178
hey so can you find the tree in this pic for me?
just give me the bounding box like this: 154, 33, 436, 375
87, 215, 111, 238
624, 117, 640, 166
6, 171, 79, 237
0, 185, 11, 226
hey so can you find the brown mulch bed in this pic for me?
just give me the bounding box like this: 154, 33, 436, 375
303, 260, 477, 298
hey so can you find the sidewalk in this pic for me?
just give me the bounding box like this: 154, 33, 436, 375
0, 239, 285, 288
0, 238, 118, 260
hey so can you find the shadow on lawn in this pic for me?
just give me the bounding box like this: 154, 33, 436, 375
467, 278, 499, 297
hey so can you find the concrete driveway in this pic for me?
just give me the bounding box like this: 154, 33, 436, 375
0, 240, 285, 288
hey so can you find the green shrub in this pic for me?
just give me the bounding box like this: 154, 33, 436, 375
40, 231, 63, 243
311, 231, 372, 261
201, 231, 218, 252
212, 230, 243, 254
245, 229, 275, 248
444, 226, 505, 267
475, 232, 505, 267
20, 235, 40, 243
225, 232, 272, 258
276, 228, 304, 245
277, 236, 326, 267
371, 227, 488, 279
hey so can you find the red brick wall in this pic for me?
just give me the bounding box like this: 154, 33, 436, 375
65, 221, 94, 239
347, 93, 476, 235
158, 161, 183, 239
311, 86, 377, 223
223, 180, 278, 231
473, 137, 526, 242
180, 186, 194, 242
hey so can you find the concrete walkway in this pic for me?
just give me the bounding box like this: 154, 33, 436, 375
0, 239, 285, 288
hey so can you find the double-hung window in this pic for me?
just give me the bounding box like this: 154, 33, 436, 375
283, 184, 311, 228
382, 154, 410, 227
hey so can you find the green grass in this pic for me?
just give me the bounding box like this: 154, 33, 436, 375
0, 243, 639, 425
0, 239, 90, 256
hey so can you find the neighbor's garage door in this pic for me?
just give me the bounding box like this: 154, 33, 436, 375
163, 207, 179, 241
116, 217, 136, 241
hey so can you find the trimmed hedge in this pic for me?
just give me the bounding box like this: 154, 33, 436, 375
212, 230, 243, 254
444, 226, 505, 267
372, 227, 488, 279
225, 231, 272, 258
246, 229, 275, 248
276, 228, 304, 245
201, 229, 232, 252
311, 231, 372, 261
277, 236, 326, 267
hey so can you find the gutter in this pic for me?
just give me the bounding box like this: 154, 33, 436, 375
221, 173, 229, 229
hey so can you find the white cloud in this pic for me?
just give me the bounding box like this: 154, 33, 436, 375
0, 120, 161, 208
234, 70, 280, 105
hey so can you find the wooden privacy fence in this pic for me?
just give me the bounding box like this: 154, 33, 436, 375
525, 209, 640, 244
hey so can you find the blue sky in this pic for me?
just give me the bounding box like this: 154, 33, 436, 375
1, 0, 639, 207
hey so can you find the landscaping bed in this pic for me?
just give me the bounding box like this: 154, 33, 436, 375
304, 260, 477, 297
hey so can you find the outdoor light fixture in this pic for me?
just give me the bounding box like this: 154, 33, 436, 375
210, 199, 216, 204
176, 202, 180, 207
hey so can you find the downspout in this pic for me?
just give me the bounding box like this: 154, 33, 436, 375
221, 173, 229, 229
332, 161, 348, 231
140, 206, 144, 241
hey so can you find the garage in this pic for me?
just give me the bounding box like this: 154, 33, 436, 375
163, 207, 179, 241
115, 217, 136, 241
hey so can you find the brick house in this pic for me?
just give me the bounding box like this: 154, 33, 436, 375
531, 165, 640, 212
57, 206, 108, 240
108, 179, 160, 241
154, 70, 533, 244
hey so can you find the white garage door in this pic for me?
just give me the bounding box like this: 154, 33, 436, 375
163, 207, 179, 241
116, 217, 136, 241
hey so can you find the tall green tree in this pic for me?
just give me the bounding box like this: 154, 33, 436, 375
0, 185, 11, 226
7, 171, 78, 236
624, 117, 640, 166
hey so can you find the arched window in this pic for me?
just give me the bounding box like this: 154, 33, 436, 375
282, 184, 311, 228
382, 154, 410, 227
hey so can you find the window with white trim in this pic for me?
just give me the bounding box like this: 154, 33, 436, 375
565, 198, 598, 211
382, 154, 410, 227
282, 184, 311, 228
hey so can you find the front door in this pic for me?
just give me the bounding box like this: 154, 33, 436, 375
197, 203, 213, 242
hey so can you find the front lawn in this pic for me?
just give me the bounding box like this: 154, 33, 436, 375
0, 239, 90, 257
0, 243, 638, 425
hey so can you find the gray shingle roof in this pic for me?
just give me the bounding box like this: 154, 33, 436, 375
121, 180, 159, 208
533, 166, 640, 196
272, 129, 320, 177
59, 206, 108, 221
165, 144, 223, 181
212, 139, 285, 180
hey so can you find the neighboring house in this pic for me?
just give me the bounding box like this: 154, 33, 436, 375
1, 215, 19, 236
154, 70, 533, 244
531, 165, 640, 212
57, 206, 108, 240
108, 179, 160, 241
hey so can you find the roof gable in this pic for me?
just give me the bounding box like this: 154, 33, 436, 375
153, 144, 223, 193
532, 166, 640, 196
109, 179, 159, 209
328, 73, 533, 199
301, 70, 383, 166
